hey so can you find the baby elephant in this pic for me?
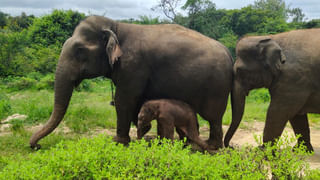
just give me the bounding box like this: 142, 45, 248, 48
137, 99, 208, 150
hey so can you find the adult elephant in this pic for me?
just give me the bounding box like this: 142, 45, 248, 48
224, 29, 320, 152
29, 16, 233, 149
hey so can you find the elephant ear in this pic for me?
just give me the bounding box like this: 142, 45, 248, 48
103, 29, 123, 69
258, 38, 286, 73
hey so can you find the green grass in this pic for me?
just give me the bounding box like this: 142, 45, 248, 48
1, 77, 320, 179
1, 78, 117, 133
0, 132, 81, 157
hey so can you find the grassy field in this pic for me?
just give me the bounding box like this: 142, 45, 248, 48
1, 77, 320, 179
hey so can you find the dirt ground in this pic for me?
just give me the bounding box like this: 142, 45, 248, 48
221, 121, 320, 170
1, 120, 319, 170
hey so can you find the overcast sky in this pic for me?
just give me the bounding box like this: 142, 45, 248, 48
0, 0, 319, 21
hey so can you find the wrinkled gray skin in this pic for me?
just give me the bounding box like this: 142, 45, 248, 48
225, 29, 320, 151
29, 16, 233, 149
137, 99, 208, 151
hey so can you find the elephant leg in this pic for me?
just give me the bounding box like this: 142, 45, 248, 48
176, 127, 187, 140
114, 90, 144, 145
263, 94, 308, 146
289, 114, 313, 151
188, 135, 208, 151
186, 126, 208, 150
112, 71, 148, 144
201, 97, 227, 150
158, 118, 174, 140
139, 123, 152, 139
114, 105, 133, 144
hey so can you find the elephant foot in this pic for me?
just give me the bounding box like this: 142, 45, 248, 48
113, 135, 130, 145
206, 139, 223, 150
30, 143, 41, 150
294, 142, 314, 153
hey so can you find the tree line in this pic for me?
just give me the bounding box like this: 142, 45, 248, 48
0, 0, 320, 77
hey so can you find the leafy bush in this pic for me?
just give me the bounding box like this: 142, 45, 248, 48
0, 30, 29, 77
6, 76, 37, 91
2, 74, 55, 91
8, 118, 25, 133
20, 45, 60, 74
35, 73, 55, 90
306, 169, 320, 179
65, 105, 94, 133
0, 135, 316, 179
27, 9, 85, 47
75, 79, 93, 92
18, 98, 52, 124
247, 88, 270, 103
0, 94, 11, 120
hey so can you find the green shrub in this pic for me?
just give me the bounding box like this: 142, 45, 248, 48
9, 118, 25, 134
0, 135, 316, 179
35, 73, 55, 90
306, 169, 320, 179
65, 105, 93, 133
247, 88, 270, 103
75, 79, 93, 92
18, 98, 52, 124
28, 9, 85, 47
0, 94, 11, 119
0, 30, 29, 77
0, 156, 8, 171
6, 77, 36, 91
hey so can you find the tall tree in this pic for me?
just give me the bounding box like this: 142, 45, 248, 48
252, 0, 288, 20
0, 11, 8, 28
182, 0, 215, 15
151, 0, 182, 22
7, 12, 34, 31
289, 8, 305, 23
181, 0, 219, 36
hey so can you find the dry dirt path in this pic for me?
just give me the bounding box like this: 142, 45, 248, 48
219, 121, 320, 170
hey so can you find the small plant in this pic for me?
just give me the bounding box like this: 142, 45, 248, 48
75, 79, 92, 92
0, 156, 8, 172
254, 133, 312, 179
0, 94, 11, 119
9, 119, 25, 134
35, 73, 55, 90
65, 105, 93, 133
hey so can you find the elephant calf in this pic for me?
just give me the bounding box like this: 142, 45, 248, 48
137, 99, 208, 151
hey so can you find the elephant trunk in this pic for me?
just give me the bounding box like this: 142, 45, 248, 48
224, 79, 246, 147
29, 64, 74, 149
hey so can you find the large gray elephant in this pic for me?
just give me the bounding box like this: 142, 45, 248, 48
29, 16, 233, 149
224, 29, 320, 151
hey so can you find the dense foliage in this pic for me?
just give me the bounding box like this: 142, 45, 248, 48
0, 0, 319, 78
0, 10, 85, 77
0, 135, 318, 179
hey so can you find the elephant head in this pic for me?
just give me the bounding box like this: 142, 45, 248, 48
29, 17, 122, 149
137, 103, 158, 139
224, 36, 286, 147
